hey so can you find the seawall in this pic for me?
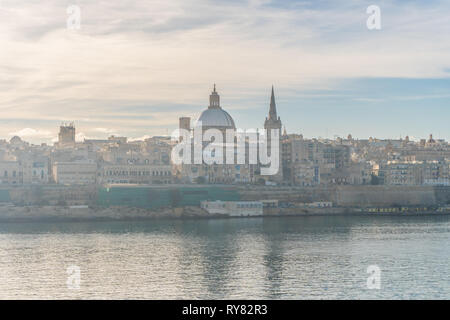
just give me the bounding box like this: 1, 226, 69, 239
0, 185, 449, 209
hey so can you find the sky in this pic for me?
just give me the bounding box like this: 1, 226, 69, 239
0, 0, 449, 144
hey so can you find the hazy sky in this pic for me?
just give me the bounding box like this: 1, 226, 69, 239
0, 0, 449, 144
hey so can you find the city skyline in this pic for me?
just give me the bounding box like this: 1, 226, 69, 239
1, 0, 450, 144
2, 82, 448, 146
1, 0, 450, 304
2, 85, 448, 146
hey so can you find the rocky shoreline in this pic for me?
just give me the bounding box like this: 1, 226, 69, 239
0, 205, 215, 222
0, 204, 448, 223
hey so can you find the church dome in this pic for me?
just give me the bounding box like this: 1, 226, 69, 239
195, 85, 235, 129
197, 108, 235, 129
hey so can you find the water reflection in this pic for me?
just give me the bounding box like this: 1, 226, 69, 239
0, 215, 448, 299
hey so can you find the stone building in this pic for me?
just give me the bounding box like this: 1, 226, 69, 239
56, 122, 76, 148
52, 160, 97, 185
100, 164, 172, 184
176, 85, 243, 184
376, 160, 450, 186
175, 85, 283, 185
0, 161, 23, 184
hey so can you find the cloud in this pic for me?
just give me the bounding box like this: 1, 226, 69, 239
8, 128, 54, 139
129, 135, 151, 142
75, 132, 89, 142
93, 128, 117, 134
0, 0, 449, 142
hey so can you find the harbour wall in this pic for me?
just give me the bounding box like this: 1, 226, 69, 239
0, 185, 449, 208
333, 185, 441, 207
239, 185, 449, 207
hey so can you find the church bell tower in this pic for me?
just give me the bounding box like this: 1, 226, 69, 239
262, 86, 283, 183
264, 85, 282, 133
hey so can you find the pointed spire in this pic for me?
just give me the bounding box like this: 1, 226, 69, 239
264, 85, 282, 132
213, 83, 216, 93
269, 85, 277, 120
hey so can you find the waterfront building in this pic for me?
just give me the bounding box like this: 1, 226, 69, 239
100, 163, 173, 184
0, 161, 23, 184
22, 157, 50, 185
0, 84, 449, 188
375, 160, 450, 186
201, 200, 263, 216
142, 137, 172, 165
52, 160, 97, 185
291, 161, 320, 186
281, 134, 353, 185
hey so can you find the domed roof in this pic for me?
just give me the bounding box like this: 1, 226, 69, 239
195, 85, 235, 129
197, 108, 235, 129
